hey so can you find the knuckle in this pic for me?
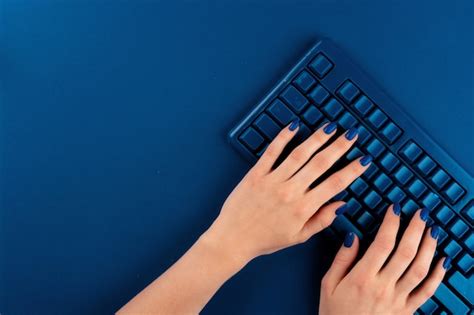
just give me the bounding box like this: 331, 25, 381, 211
374, 234, 395, 253
412, 265, 429, 280
290, 147, 306, 164
398, 245, 417, 261
276, 187, 294, 203
330, 174, 346, 191
264, 143, 278, 158
315, 154, 331, 170
422, 285, 437, 299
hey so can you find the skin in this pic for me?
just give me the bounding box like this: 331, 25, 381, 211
118, 123, 445, 314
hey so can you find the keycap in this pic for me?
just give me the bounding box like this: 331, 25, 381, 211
379, 152, 400, 173
357, 211, 375, 229
447, 271, 473, 306
443, 239, 462, 258
373, 173, 393, 193
449, 218, 469, 239
464, 232, 473, 253
416, 155, 436, 176
364, 190, 382, 210
338, 112, 357, 129
296, 123, 311, 141
437, 227, 448, 244
430, 168, 450, 190
442, 181, 465, 204
435, 205, 455, 224
322, 98, 344, 119
363, 163, 379, 180
302, 105, 323, 126
356, 125, 372, 145
239, 127, 264, 151
280, 85, 309, 113
393, 165, 413, 185
379, 121, 402, 144
402, 199, 419, 216
253, 113, 281, 140
434, 284, 469, 315
309, 53, 333, 78
307, 84, 330, 106
365, 138, 385, 158
387, 186, 406, 203
293, 70, 316, 93
374, 201, 389, 217
333, 190, 349, 201
457, 253, 473, 273
267, 99, 296, 125
419, 299, 438, 315
399, 141, 422, 163
407, 179, 427, 199
337, 80, 360, 104
367, 108, 388, 129
345, 198, 362, 218
422, 192, 441, 210
331, 214, 362, 240
353, 95, 374, 116
349, 178, 368, 197
346, 147, 363, 161
461, 200, 473, 224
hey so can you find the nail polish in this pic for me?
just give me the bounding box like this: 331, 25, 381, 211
289, 118, 300, 131
323, 122, 337, 134
443, 256, 452, 270
335, 204, 347, 215
393, 203, 401, 216
420, 208, 430, 222
345, 127, 358, 140
431, 225, 440, 240
344, 232, 355, 248
359, 155, 373, 166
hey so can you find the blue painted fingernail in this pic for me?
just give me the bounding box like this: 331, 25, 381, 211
289, 118, 300, 131
431, 225, 440, 240
359, 155, 373, 166
344, 232, 355, 248
345, 127, 358, 140
335, 204, 347, 215
443, 256, 452, 270
323, 122, 337, 134
420, 208, 430, 222
393, 203, 401, 216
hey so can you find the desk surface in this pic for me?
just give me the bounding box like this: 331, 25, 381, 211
1, 1, 473, 314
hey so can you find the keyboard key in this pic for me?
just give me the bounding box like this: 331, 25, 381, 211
447, 271, 474, 306
416, 155, 436, 176
239, 127, 264, 151
353, 95, 374, 116
387, 186, 406, 203
434, 205, 455, 224
437, 227, 448, 244
356, 125, 372, 145
267, 99, 296, 125
464, 231, 473, 253
457, 253, 473, 273
393, 165, 413, 185
338, 112, 358, 129
407, 179, 427, 199
307, 84, 330, 106
280, 85, 309, 113
322, 98, 344, 119
364, 190, 382, 210
461, 200, 473, 224
379, 152, 400, 173
357, 211, 375, 230
363, 163, 379, 180
442, 181, 465, 204
309, 53, 333, 78
421, 192, 441, 210
296, 123, 311, 141
346, 147, 363, 161
345, 198, 362, 218
434, 283, 469, 315
449, 219, 469, 239
293, 70, 316, 93
253, 113, 281, 140
399, 141, 422, 163
380, 121, 402, 144
365, 138, 385, 158
333, 190, 349, 201
373, 173, 393, 193
402, 199, 419, 216
429, 168, 450, 190
349, 178, 368, 197
302, 105, 323, 126
419, 299, 438, 315
367, 108, 388, 129
443, 239, 462, 258
337, 80, 360, 104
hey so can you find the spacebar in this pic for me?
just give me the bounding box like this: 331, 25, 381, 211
331, 215, 363, 240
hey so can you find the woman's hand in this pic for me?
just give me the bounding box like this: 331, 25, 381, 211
319, 204, 448, 315
203, 120, 372, 266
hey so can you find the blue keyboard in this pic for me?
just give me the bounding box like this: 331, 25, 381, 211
228, 39, 473, 314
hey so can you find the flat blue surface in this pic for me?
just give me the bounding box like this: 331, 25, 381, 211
1, 1, 473, 314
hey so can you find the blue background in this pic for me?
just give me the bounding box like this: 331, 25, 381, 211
1, 0, 472, 314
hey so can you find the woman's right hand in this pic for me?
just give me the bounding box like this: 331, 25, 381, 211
319, 204, 448, 315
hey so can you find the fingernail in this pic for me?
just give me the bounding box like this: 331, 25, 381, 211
393, 202, 401, 216
344, 232, 355, 248
420, 208, 430, 222
323, 122, 338, 134
345, 127, 358, 140
443, 256, 452, 270
335, 204, 347, 215
431, 225, 440, 240
289, 118, 300, 131
359, 155, 373, 166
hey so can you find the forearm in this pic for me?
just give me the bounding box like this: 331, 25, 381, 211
117, 229, 248, 314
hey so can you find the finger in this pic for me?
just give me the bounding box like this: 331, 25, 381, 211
300, 202, 346, 238
321, 232, 359, 295
272, 122, 337, 180
290, 128, 359, 189
306, 156, 371, 205
396, 226, 439, 295
380, 208, 429, 282
253, 119, 299, 174
352, 204, 400, 274
406, 257, 448, 311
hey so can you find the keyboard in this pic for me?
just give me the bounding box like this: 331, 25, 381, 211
228, 39, 473, 314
